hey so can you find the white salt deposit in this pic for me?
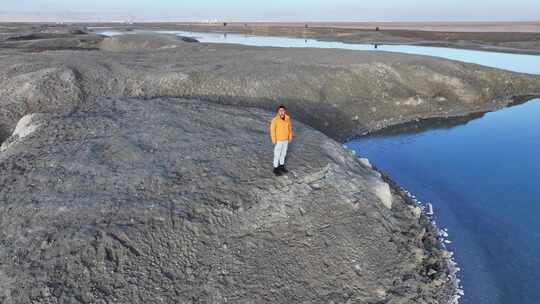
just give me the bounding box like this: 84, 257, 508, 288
371, 179, 393, 209
427, 203, 434, 215
440, 230, 449, 238
397, 184, 462, 303
359, 157, 372, 168
0, 114, 40, 153
12, 114, 38, 139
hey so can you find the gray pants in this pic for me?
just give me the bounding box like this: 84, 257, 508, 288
273, 140, 288, 168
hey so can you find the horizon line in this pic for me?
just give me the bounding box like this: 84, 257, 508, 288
1, 19, 540, 23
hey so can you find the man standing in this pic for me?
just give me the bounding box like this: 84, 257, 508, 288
269, 105, 293, 176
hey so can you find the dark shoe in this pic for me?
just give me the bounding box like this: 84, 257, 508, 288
279, 164, 289, 173
273, 167, 283, 176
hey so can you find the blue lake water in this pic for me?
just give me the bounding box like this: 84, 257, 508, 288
346, 98, 540, 304
97, 28, 540, 303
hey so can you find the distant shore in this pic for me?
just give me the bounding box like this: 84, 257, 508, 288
75, 21, 540, 55
1, 21, 539, 32
171, 21, 540, 32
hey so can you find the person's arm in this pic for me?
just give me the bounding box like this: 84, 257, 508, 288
270, 118, 277, 144
288, 118, 293, 142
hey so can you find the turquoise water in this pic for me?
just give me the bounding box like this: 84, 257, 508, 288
97, 28, 540, 303
346, 98, 540, 304
98, 29, 540, 74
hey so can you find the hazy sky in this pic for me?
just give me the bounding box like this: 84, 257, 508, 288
2, 0, 539, 21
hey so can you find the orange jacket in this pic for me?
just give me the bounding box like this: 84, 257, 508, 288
270, 114, 293, 144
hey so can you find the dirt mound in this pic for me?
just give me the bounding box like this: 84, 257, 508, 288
0, 66, 84, 134
99, 34, 189, 52
0, 35, 539, 144
2, 29, 102, 52
0, 38, 539, 143
6, 27, 88, 41
0, 98, 452, 304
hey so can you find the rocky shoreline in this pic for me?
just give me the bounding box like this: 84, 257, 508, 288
374, 164, 462, 304
0, 25, 539, 303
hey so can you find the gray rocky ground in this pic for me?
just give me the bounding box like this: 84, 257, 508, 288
0, 25, 539, 303
0, 98, 448, 304
0, 31, 539, 142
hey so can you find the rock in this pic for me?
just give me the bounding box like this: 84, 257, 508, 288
162, 271, 177, 281
180, 36, 199, 43
309, 182, 322, 190
359, 157, 372, 168
410, 206, 422, 219
412, 248, 425, 264
427, 203, 434, 216
369, 178, 393, 209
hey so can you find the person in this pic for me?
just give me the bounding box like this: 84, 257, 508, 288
269, 105, 293, 176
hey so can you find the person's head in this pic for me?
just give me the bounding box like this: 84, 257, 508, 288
277, 104, 287, 118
